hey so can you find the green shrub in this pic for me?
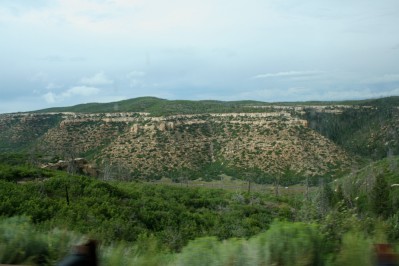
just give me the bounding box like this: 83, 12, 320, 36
265, 221, 325, 266
173, 221, 326, 266
332, 231, 373, 266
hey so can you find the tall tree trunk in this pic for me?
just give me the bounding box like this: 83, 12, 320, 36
65, 185, 70, 206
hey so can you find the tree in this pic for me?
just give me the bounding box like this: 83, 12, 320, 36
371, 174, 392, 218
317, 180, 334, 217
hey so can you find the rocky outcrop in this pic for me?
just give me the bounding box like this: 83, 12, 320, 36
41, 158, 99, 177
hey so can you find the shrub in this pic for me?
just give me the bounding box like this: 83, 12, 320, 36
332, 231, 373, 266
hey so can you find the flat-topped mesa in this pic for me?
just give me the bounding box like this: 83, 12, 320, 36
0, 106, 356, 179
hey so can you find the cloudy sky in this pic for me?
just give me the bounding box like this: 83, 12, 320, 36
1, 0, 399, 113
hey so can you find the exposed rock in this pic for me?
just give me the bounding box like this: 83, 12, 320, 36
130, 124, 140, 134
158, 122, 166, 131
166, 122, 175, 130
42, 158, 99, 177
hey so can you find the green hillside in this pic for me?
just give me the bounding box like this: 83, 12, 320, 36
37, 95, 399, 116
35, 97, 271, 116
335, 156, 399, 218
34, 96, 382, 116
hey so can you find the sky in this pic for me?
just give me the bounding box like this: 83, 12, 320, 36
1, 0, 399, 113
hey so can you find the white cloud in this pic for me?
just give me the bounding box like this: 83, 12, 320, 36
62, 86, 100, 97
126, 71, 146, 88
251, 71, 323, 79
42, 86, 100, 103
80, 72, 114, 86
46, 83, 62, 90
43, 92, 57, 104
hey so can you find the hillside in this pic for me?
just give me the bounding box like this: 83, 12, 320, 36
2, 96, 399, 183
0, 109, 353, 183
35, 96, 399, 116
337, 155, 399, 198
328, 156, 399, 222
306, 102, 399, 160
35, 97, 272, 116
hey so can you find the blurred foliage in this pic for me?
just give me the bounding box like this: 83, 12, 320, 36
0, 216, 81, 265
1, 217, 387, 266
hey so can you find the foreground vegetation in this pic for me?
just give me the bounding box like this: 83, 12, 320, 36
1, 216, 397, 265
1, 155, 399, 265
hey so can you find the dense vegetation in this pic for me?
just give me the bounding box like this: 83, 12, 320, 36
1, 155, 399, 265
0, 114, 62, 152
305, 104, 399, 160
0, 161, 294, 250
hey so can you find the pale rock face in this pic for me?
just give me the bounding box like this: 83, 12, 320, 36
166, 122, 175, 130
158, 122, 166, 131
130, 124, 140, 134
41, 158, 99, 177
